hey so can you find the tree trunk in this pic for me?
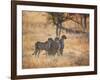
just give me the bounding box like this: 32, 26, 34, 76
81, 15, 86, 32
55, 16, 63, 37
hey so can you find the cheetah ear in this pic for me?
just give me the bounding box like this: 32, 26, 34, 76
64, 37, 67, 39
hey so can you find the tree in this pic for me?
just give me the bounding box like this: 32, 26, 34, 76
81, 14, 89, 32
47, 12, 65, 37
47, 12, 89, 36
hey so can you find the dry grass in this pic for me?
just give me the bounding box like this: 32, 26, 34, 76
22, 11, 89, 69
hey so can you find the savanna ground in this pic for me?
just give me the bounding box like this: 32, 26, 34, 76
22, 11, 89, 69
